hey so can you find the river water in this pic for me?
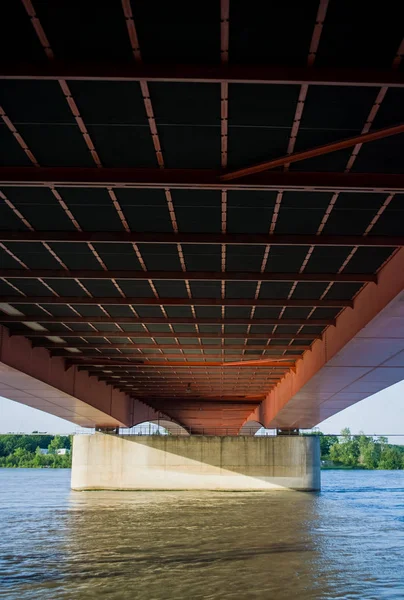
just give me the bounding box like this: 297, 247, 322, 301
0, 469, 404, 599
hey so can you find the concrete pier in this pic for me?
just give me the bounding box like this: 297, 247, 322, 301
71, 434, 320, 492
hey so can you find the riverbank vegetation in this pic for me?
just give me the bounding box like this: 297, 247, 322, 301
1, 429, 403, 470
315, 428, 404, 469
0, 434, 72, 468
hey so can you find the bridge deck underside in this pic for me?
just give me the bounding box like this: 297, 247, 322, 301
0, 1, 403, 432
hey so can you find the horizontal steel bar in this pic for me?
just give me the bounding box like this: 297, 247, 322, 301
48, 358, 291, 368
0, 230, 401, 247
2, 62, 403, 87
122, 393, 271, 398
89, 365, 285, 371
113, 389, 275, 394
68, 360, 294, 367
99, 377, 281, 384
32, 332, 316, 341
104, 382, 278, 388
99, 373, 282, 379
0, 167, 403, 192
0, 296, 352, 307
129, 401, 264, 407
49, 344, 307, 354
0, 269, 376, 283
222, 124, 404, 181
88, 372, 283, 379
118, 382, 273, 386
0, 315, 334, 326
109, 386, 278, 390
30, 330, 308, 350
52, 357, 297, 364
94, 380, 283, 387
68, 360, 293, 368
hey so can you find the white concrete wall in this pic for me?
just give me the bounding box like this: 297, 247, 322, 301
71, 434, 320, 492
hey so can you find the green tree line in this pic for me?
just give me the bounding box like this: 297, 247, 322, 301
313, 428, 404, 469
0, 434, 72, 468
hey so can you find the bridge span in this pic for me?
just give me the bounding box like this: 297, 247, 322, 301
1, 0, 403, 490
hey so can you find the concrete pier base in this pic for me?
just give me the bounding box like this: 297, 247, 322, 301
71, 434, 320, 492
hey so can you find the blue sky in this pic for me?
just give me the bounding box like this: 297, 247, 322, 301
0, 381, 403, 442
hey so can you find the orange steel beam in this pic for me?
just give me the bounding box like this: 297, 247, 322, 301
102, 378, 282, 382
222, 358, 296, 367
221, 123, 404, 181
48, 354, 300, 362
0, 315, 334, 326
85, 371, 289, 378
38, 331, 320, 340
49, 355, 299, 363
93, 379, 283, 385
118, 389, 275, 394
0, 269, 376, 283
68, 360, 295, 368
0, 296, 352, 307
67, 359, 293, 368
2, 62, 404, 87
114, 385, 274, 391
94, 368, 284, 372
102, 378, 282, 384
49, 347, 308, 356
102, 386, 280, 391
99, 380, 281, 386
134, 403, 264, 410
0, 323, 134, 427
34, 332, 317, 342
75, 368, 291, 373
0, 230, 403, 247
129, 396, 265, 402
258, 247, 404, 429
0, 167, 403, 192
105, 385, 281, 390
45, 346, 310, 360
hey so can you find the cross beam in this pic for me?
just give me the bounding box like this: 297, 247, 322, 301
67, 360, 296, 368
2, 62, 403, 87
47, 342, 310, 359
34, 331, 318, 341
31, 335, 312, 344
0, 296, 352, 307
0, 167, 403, 192
86, 371, 290, 379
69, 360, 293, 368
0, 315, 334, 326
0, 269, 376, 283
222, 124, 404, 181
0, 231, 401, 247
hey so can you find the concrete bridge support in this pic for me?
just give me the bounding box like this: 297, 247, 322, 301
71, 433, 320, 492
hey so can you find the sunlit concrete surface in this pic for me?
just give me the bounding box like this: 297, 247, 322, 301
71, 433, 320, 492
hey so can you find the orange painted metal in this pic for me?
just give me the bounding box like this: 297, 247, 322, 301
0, 167, 403, 192
0, 230, 403, 248
0, 295, 352, 307
0, 268, 376, 283
2, 62, 404, 87
0, 315, 335, 326
67, 359, 295, 368
257, 247, 404, 429
221, 123, 404, 181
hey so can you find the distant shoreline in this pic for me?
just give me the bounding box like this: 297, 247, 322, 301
0, 465, 71, 469
321, 466, 367, 470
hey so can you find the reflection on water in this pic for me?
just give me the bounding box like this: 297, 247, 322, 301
1, 469, 404, 599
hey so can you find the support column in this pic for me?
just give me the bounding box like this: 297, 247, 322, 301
71, 433, 320, 492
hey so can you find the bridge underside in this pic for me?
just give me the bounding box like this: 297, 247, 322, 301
0, 1, 403, 434
1, 246, 403, 433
